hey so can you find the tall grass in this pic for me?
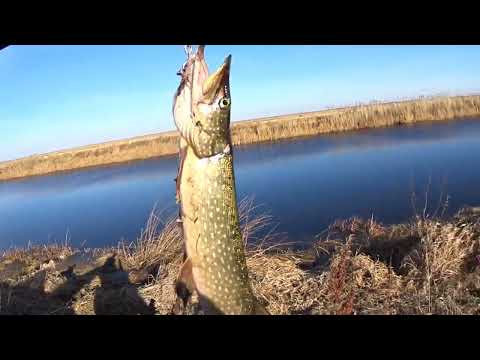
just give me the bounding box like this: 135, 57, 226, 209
118, 209, 183, 272
230, 94, 480, 145
0, 132, 179, 181
117, 197, 278, 273
1, 95, 479, 181
308, 208, 480, 315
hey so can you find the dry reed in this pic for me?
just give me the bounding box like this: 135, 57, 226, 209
1, 202, 480, 315
118, 207, 183, 273
1, 95, 479, 181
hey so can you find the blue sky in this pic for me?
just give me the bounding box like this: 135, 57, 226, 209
1, 45, 479, 161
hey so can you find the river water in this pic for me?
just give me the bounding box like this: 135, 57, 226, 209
1, 118, 479, 250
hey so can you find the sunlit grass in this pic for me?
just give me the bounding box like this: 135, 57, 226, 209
1, 95, 479, 181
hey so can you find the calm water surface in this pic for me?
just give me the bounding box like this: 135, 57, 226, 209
1, 118, 479, 250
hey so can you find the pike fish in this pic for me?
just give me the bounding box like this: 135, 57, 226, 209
172, 45, 267, 315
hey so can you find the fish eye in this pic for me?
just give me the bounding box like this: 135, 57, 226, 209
219, 97, 231, 109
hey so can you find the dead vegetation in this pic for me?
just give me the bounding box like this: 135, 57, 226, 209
232, 95, 480, 146
310, 207, 480, 315
118, 208, 183, 275
1, 95, 479, 181
1, 200, 480, 315
0, 132, 179, 182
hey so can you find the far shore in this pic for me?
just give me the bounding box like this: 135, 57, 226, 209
1, 94, 480, 182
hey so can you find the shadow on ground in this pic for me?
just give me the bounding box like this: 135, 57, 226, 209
0, 254, 156, 315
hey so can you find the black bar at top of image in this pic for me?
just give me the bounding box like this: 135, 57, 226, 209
1, 30, 480, 45
2, 0, 480, 44
1, 4, 480, 46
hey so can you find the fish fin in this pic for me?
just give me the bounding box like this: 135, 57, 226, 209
253, 300, 269, 315
175, 138, 188, 203
174, 257, 196, 309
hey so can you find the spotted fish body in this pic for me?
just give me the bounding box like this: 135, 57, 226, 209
173, 46, 266, 315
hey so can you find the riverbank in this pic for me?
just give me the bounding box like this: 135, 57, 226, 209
1, 95, 480, 182
2, 205, 479, 315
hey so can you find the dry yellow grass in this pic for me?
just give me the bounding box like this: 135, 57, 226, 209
232, 95, 480, 145
0, 131, 179, 181
124, 200, 480, 315
314, 209, 480, 315
118, 208, 183, 272
1, 95, 479, 181
1, 201, 480, 315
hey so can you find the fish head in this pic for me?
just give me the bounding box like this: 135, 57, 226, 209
173, 46, 232, 158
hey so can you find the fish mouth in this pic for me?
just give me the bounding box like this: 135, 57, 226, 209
202, 54, 231, 102
173, 46, 231, 120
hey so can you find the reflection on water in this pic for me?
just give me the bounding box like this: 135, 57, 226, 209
1, 118, 479, 249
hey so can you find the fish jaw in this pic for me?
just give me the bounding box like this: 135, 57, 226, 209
200, 54, 231, 105
173, 46, 233, 158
